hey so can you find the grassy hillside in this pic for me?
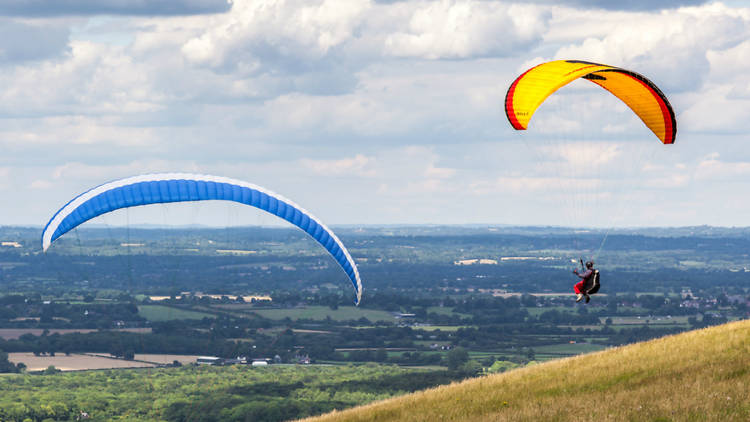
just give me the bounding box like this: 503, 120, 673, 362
302, 319, 750, 422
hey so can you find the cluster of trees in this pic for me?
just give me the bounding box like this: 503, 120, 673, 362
334, 349, 444, 366
0, 363, 469, 421
0, 328, 245, 360
0, 299, 145, 329
0, 350, 25, 373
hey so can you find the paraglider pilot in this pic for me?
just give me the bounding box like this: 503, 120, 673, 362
573, 260, 599, 303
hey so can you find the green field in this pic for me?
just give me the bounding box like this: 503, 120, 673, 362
137, 305, 216, 322
524, 306, 575, 317
413, 325, 470, 332
532, 342, 608, 356
602, 315, 692, 329
249, 306, 396, 322
425, 307, 471, 318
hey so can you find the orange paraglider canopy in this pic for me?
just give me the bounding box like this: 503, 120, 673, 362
505, 60, 676, 144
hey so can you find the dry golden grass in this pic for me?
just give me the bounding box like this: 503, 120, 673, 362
301, 319, 750, 422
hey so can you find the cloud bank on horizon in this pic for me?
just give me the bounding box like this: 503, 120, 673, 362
0, 0, 231, 16
1, 0, 749, 228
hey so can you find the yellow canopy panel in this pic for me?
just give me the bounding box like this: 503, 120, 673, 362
505, 60, 676, 144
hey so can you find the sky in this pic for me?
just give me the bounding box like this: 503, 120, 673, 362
1, 0, 750, 229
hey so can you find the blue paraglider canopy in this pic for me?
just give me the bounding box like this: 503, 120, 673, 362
41, 173, 363, 304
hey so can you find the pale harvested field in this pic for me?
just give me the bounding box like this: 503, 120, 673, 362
69, 353, 204, 365
133, 354, 204, 364
8, 353, 156, 372
0, 327, 151, 340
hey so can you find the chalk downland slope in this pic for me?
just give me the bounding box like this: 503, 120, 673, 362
302, 319, 750, 421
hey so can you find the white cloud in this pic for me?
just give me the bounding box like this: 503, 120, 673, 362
0, 0, 232, 17
301, 154, 376, 177
553, 3, 750, 92
469, 175, 599, 195
679, 85, 750, 133
384, 1, 550, 59
30, 179, 53, 189
639, 161, 691, 188
0, 167, 9, 190
424, 164, 455, 179
532, 141, 620, 167
695, 152, 750, 181
50, 159, 193, 181
0, 40, 163, 118
647, 173, 691, 189
333, 146, 460, 200
181, 0, 370, 70
523, 0, 709, 11
707, 39, 750, 91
